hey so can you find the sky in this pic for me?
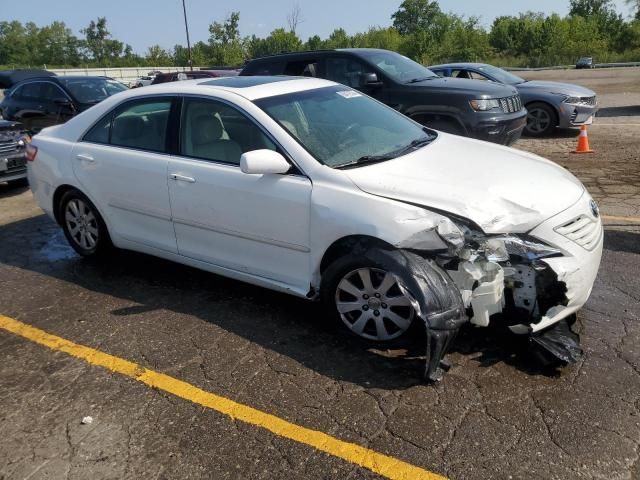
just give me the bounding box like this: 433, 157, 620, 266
2, 0, 635, 54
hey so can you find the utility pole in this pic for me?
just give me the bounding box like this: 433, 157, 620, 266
181, 0, 193, 71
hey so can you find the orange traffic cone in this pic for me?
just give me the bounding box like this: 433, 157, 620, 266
572, 125, 594, 154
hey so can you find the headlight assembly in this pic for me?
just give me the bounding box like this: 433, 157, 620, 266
470, 99, 501, 111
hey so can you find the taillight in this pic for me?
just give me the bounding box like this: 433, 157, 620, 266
25, 144, 38, 162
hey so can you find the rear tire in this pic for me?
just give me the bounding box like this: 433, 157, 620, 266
59, 189, 112, 258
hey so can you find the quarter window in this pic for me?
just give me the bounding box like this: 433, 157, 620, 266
180, 98, 276, 165
83, 114, 111, 144
110, 100, 171, 153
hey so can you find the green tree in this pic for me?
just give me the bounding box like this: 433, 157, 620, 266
391, 0, 442, 35
305, 34, 324, 50
82, 17, 124, 65
0, 21, 30, 66
145, 45, 172, 65
324, 28, 353, 48
208, 12, 245, 66
247, 28, 302, 58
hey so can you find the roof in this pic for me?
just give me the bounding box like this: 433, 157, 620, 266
246, 47, 395, 63
428, 63, 489, 69
0, 69, 56, 89
127, 75, 337, 101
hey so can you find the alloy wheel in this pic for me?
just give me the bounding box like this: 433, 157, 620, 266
526, 108, 552, 134
65, 198, 99, 250
334, 267, 415, 341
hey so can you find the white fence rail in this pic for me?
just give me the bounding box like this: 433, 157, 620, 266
49, 66, 201, 86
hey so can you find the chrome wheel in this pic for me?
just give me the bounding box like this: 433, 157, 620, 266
334, 267, 415, 341
526, 108, 552, 135
64, 198, 99, 250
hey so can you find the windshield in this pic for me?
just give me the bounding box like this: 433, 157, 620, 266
477, 65, 525, 85
59, 77, 128, 104
255, 86, 436, 168
354, 50, 439, 83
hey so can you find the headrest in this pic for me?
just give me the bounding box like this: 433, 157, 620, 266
112, 115, 144, 141
191, 114, 223, 145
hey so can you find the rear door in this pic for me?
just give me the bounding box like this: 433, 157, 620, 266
72, 96, 178, 253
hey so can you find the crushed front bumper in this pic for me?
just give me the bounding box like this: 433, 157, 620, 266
512, 193, 603, 333
447, 191, 602, 335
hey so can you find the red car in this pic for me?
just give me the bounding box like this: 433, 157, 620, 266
151, 69, 239, 85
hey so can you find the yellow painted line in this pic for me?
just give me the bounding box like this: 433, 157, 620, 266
602, 215, 640, 224
0, 314, 446, 480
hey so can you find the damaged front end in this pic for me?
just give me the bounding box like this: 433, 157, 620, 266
434, 220, 583, 365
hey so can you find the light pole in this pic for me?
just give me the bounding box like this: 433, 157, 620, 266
181, 0, 193, 71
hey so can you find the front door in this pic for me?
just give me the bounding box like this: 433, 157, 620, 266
72, 97, 178, 253
167, 97, 312, 290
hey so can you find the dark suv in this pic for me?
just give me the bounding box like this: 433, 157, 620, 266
241, 49, 527, 145
1, 75, 128, 133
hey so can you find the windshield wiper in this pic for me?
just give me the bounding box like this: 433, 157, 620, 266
336, 135, 435, 169
406, 77, 436, 84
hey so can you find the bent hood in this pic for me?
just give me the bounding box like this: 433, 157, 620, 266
518, 80, 595, 97
344, 134, 585, 234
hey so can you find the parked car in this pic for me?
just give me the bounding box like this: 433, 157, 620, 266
0, 75, 128, 133
240, 48, 527, 146
429, 63, 599, 136
133, 70, 163, 88
27, 76, 602, 380
151, 69, 239, 85
0, 119, 28, 186
576, 57, 595, 69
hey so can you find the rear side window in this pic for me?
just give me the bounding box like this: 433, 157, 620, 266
111, 100, 171, 152
83, 114, 111, 144
242, 60, 285, 76
82, 98, 172, 152
284, 60, 318, 77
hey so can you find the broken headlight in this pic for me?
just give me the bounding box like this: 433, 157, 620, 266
484, 236, 562, 263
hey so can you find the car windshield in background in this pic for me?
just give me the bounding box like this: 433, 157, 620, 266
255, 86, 436, 168
477, 65, 525, 85
59, 77, 127, 104
354, 50, 439, 84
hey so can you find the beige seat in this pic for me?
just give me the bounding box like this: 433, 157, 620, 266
190, 114, 242, 164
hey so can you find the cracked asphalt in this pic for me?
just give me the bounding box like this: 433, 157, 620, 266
1, 68, 640, 480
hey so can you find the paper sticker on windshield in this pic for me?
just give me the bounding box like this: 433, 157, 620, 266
337, 90, 362, 99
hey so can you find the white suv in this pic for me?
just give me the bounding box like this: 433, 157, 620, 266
26, 76, 603, 380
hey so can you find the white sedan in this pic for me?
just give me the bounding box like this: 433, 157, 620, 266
26, 76, 602, 381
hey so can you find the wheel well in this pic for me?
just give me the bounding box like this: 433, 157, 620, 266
52, 184, 79, 225
319, 235, 395, 275
410, 113, 465, 135
525, 101, 559, 125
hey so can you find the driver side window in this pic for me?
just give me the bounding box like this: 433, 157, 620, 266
325, 57, 368, 89
180, 98, 276, 166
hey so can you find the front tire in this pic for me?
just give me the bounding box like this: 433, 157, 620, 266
321, 254, 417, 342
524, 102, 557, 137
59, 190, 112, 257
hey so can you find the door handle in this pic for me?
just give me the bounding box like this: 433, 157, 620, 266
75, 153, 95, 163
170, 173, 196, 183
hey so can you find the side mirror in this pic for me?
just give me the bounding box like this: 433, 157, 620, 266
362, 72, 383, 87
240, 149, 291, 175
54, 98, 75, 110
